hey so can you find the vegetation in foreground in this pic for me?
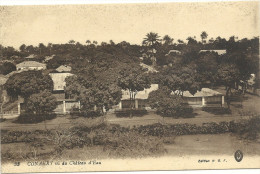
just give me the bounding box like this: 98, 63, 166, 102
1, 116, 260, 163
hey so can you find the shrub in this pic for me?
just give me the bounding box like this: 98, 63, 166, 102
202, 107, 231, 115
70, 110, 102, 118
25, 90, 57, 114
115, 109, 148, 117
229, 117, 260, 140
102, 131, 165, 158
15, 113, 57, 124
148, 87, 193, 118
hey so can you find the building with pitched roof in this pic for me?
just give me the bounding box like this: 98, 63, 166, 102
56, 65, 72, 73
199, 50, 226, 55
174, 88, 225, 107
119, 84, 159, 109
16, 61, 46, 71
49, 72, 80, 114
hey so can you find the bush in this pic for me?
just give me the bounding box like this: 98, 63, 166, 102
148, 87, 194, 118
100, 130, 165, 158
115, 109, 148, 117
202, 107, 231, 115
229, 117, 260, 140
15, 113, 57, 124
70, 110, 102, 118
134, 117, 260, 139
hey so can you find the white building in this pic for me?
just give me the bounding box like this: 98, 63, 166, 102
199, 50, 226, 55
16, 61, 46, 71
175, 88, 225, 107
118, 84, 159, 110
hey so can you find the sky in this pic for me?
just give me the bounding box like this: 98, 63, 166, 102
0, 1, 259, 49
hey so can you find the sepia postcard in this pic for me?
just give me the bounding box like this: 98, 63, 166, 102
0, 0, 259, 173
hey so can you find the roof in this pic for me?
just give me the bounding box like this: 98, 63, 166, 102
199, 50, 226, 55
140, 63, 158, 73
44, 55, 55, 62
25, 54, 35, 59
49, 72, 73, 91
0, 75, 7, 85
56, 65, 72, 72
16, 61, 46, 68
178, 88, 223, 97
165, 50, 181, 56
121, 84, 159, 100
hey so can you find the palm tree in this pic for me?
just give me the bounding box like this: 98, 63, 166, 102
142, 32, 161, 47
109, 40, 115, 45
68, 40, 75, 44
93, 40, 98, 45
162, 35, 174, 45
86, 40, 91, 45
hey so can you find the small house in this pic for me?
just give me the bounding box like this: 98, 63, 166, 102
118, 84, 159, 110
177, 88, 225, 107
56, 65, 72, 73
16, 61, 46, 71
24, 54, 36, 60
165, 50, 181, 56
49, 72, 80, 114
199, 50, 226, 55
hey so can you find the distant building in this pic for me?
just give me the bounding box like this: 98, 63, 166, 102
118, 84, 159, 110
140, 63, 158, 73
174, 88, 225, 107
24, 54, 36, 60
44, 55, 55, 62
165, 50, 181, 56
49, 72, 80, 114
16, 61, 46, 71
238, 74, 256, 94
56, 65, 72, 73
199, 50, 226, 55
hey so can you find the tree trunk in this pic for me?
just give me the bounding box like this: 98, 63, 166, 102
226, 86, 231, 110
129, 90, 133, 118
0, 103, 3, 119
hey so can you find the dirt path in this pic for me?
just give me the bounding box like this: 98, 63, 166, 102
164, 133, 260, 157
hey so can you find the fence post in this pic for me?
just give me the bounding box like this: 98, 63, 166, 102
18, 103, 21, 115
63, 101, 66, 114
202, 97, 205, 106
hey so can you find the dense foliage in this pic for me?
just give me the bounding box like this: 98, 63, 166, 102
25, 90, 57, 114
0, 62, 16, 75
148, 87, 193, 118
5, 70, 53, 99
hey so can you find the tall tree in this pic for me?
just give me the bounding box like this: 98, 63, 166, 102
19, 44, 26, 52
5, 71, 53, 99
25, 90, 57, 114
65, 75, 122, 114
142, 32, 161, 47
118, 65, 151, 112
47, 43, 53, 55
0, 62, 16, 75
161, 65, 201, 96
162, 35, 174, 45
86, 40, 91, 45
217, 64, 240, 109
68, 40, 76, 44
200, 31, 208, 44
39, 43, 45, 55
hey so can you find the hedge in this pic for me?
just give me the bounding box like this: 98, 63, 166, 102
15, 113, 57, 124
